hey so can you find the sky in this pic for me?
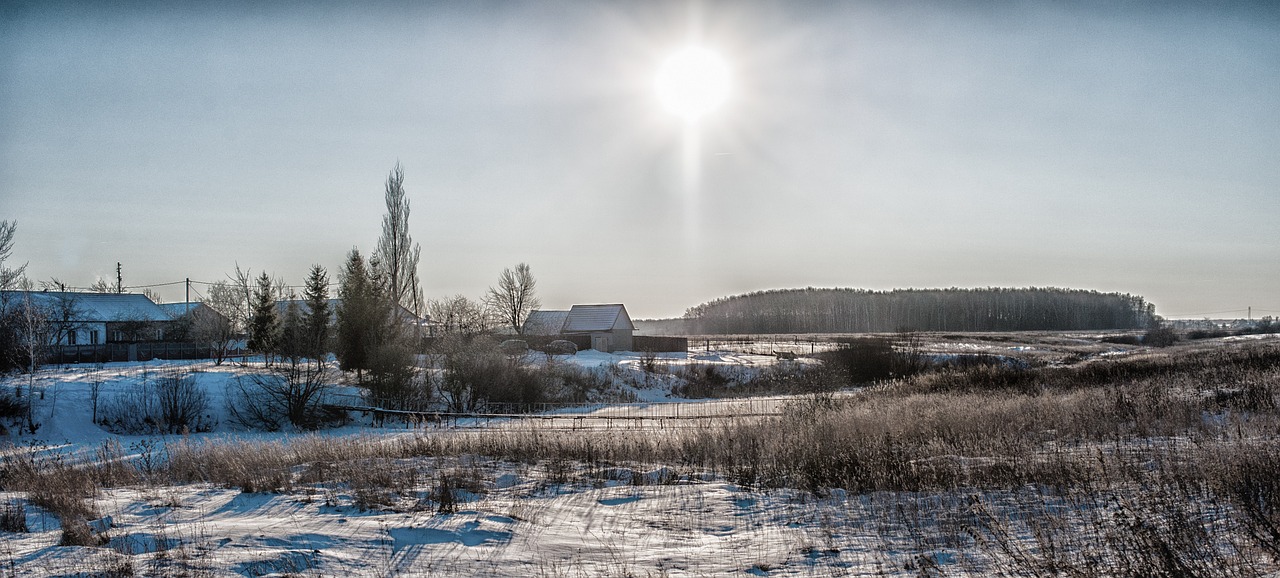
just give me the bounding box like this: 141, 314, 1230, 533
1, 0, 1277, 320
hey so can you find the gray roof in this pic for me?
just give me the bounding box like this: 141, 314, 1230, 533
275, 298, 425, 324
158, 302, 230, 323
158, 302, 203, 318
523, 310, 570, 336
3, 291, 172, 322
275, 298, 340, 322
563, 304, 634, 333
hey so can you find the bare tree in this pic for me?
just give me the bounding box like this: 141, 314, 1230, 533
39, 278, 69, 292
427, 294, 491, 337
194, 285, 239, 365
227, 362, 336, 431
89, 369, 104, 423
13, 293, 51, 433
111, 311, 156, 342
44, 292, 84, 346
373, 162, 423, 317
227, 264, 254, 337
486, 263, 541, 335
0, 220, 26, 291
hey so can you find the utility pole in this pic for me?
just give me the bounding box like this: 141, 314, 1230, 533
115, 263, 123, 294
186, 278, 192, 313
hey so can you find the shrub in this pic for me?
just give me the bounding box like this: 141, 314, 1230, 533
1, 500, 26, 533
0, 386, 27, 434
1101, 334, 1142, 345
544, 340, 578, 356
227, 363, 339, 431
439, 336, 549, 411
819, 336, 922, 385
1143, 326, 1179, 347
99, 370, 214, 434
366, 340, 425, 411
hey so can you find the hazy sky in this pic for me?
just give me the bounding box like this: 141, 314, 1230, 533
2, 0, 1277, 319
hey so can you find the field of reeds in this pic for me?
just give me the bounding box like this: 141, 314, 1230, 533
3, 336, 1278, 576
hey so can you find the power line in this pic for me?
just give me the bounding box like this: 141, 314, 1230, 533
121, 280, 187, 289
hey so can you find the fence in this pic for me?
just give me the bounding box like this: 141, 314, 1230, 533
632, 335, 688, 353
691, 335, 840, 357
323, 393, 792, 430
47, 342, 218, 365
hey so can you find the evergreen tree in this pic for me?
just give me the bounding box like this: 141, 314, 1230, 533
301, 264, 331, 361
336, 249, 383, 379
247, 272, 280, 363
277, 300, 306, 365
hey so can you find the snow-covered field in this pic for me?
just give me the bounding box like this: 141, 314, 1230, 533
4, 466, 980, 577
5, 335, 1278, 577
1, 350, 829, 577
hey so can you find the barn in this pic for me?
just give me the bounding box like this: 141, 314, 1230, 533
523, 304, 635, 352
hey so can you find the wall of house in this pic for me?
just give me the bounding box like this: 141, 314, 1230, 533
609, 323, 634, 352
60, 323, 107, 346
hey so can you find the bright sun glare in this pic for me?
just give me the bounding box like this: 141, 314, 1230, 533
656, 46, 730, 122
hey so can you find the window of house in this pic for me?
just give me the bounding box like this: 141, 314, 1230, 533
157, 328, 164, 341
113, 331, 124, 342
67, 331, 77, 345
90, 330, 100, 345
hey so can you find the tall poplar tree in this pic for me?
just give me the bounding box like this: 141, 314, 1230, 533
373, 162, 423, 317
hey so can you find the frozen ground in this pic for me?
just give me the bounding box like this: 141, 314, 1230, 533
6, 334, 1269, 577
1, 350, 826, 577
3, 465, 985, 577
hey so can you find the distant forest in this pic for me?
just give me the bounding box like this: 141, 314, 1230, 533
655, 287, 1156, 335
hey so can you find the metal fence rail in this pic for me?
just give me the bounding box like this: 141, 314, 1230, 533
323, 395, 793, 430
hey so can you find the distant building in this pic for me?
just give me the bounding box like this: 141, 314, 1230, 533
523, 304, 635, 352
1, 291, 174, 344
272, 300, 427, 327
158, 301, 235, 338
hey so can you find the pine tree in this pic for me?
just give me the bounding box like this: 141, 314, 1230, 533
302, 264, 331, 362
277, 301, 306, 365
247, 272, 280, 364
336, 249, 382, 379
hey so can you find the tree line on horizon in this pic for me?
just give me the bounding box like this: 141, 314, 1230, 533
674, 287, 1156, 334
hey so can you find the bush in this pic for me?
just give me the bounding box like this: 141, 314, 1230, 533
1101, 334, 1142, 345
1, 500, 26, 532
0, 386, 27, 434
544, 340, 578, 356
438, 336, 550, 412
227, 363, 340, 431
1188, 329, 1231, 340
99, 370, 214, 434
819, 336, 921, 385
1143, 326, 1179, 347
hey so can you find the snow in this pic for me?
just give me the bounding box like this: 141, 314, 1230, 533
3, 471, 989, 577
0, 352, 844, 576
7, 335, 1228, 576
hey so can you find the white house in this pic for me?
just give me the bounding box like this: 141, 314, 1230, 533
2, 291, 174, 345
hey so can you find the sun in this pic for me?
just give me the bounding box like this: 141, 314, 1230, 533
655, 46, 730, 122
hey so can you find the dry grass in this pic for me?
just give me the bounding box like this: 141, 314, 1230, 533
3, 339, 1277, 574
